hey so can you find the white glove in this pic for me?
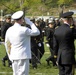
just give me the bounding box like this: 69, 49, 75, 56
38, 43, 42, 47
24, 17, 33, 25
46, 43, 50, 47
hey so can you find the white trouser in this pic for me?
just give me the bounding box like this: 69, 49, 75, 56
12, 59, 29, 75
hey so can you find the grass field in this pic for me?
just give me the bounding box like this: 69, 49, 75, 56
0, 40, 76, 75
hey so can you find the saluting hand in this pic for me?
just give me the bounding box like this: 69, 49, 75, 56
24, 17, 33, 25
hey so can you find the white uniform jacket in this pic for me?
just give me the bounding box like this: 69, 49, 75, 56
5, 22, 40, 61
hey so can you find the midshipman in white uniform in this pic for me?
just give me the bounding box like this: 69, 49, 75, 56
5, 11, 40, 75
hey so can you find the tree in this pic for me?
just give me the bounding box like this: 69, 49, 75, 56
42, 0, 58, 7
57, 0, 73, 5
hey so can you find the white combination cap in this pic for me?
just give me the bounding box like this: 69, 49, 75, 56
48, 20, 54, 23
12, 11, 24, 19
48, 20, 53, 23
55, 18, 59, 21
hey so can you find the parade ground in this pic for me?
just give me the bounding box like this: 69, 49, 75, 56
0, 40, 76, 75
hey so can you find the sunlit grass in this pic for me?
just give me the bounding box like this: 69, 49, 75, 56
0, 39, 76, 75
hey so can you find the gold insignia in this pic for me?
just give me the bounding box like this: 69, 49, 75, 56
54, 55, 57, 58
70, 25, 74, 28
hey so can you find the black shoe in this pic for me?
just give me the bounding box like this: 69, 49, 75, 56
2, 59, 6, 66
33, 66, 37, 69
53, 63, 57, 66
8, 65, 12, 67
8, 61, 12, 67
46, 59, 50, 65
32, 64, 37, 69
33, 65, 37, 69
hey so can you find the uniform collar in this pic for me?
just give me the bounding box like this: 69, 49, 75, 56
64, 22, 70, 26
14, 22, 21, 26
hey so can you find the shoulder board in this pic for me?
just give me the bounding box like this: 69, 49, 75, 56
70, 25, 74, 28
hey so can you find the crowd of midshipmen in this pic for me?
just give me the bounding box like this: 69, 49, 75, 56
0, 14, 76, 69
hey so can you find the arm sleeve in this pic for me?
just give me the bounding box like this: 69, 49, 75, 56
24, 17, 40, 36
5, 32, 11, 57
53, 35, 59, 56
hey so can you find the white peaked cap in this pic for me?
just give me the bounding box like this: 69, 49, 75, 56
12, 11, 24, 19
48, 20, 53, 23
55, 18, 59, 21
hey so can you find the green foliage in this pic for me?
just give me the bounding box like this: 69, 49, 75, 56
20, 0, 29, 10
44, 0, 57, 7
0, 0, 76, 16
57, 0, 73, 5
0, 0, 10, 2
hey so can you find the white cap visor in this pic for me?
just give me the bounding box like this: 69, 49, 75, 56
12, 11, 24, 19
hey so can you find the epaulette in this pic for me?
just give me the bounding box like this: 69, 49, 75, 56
70, 25, 74, 28
54, 55, 57, 58
55, 26, 59, 29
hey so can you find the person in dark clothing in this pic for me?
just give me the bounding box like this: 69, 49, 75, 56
31, 36, 38, 69
39, 18, 46, 30
30, 19, 45, 69
35, 20, 45, 61
29, 18, 39, 69
45, 19, 56, 66
39, 19, 46, 41
1, 14, 12, 67
53, 12, 76, 75
55, 18, 61, 27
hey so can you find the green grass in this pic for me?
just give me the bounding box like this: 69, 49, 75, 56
0, 40, 76, 75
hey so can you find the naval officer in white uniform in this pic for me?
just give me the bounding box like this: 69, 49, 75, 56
5, 11, 40, 75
